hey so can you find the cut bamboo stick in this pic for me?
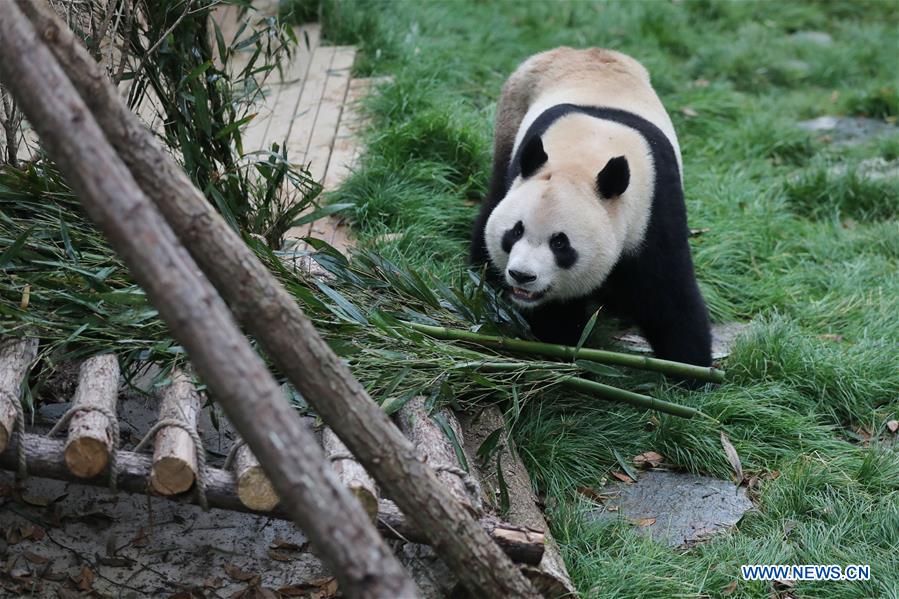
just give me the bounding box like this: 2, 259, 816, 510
0, 337, 38, 453
63, 354, 119, 478
396, 396, 480, 517
408, 321, 726, 383
149, 369, 201, 495
322, 426, 378, 521
232, 441, 279, 511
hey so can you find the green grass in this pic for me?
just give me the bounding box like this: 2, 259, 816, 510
284, 1, 899, 596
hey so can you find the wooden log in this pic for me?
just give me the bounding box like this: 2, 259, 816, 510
462, 407, 577, 598
150, 369, 201, 495
322, 426, 377, 521
396, 397, 481, 517
63, 354, 119, 478
17, 4, 538, 594
0, 337, 38, 454
0, 432, 545, 566
232, 441, 279, 511
0, 8, 419, 598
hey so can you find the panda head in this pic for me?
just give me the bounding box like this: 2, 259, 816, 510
484, 132, 639, 308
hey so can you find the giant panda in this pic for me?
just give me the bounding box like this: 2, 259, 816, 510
470, 47, 712, 368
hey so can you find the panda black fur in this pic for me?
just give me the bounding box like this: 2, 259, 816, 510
470, 47, 712, 368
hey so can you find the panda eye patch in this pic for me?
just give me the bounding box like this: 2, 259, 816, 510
549, 233, 569, 250
501, 221, 525, 253
549, 232, 578, 269
512, 221, 524, 237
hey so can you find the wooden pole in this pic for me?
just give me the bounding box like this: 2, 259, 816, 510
0, 432, 545, 566
396, 397, 480, 516
62, 354, 119, 478
0, 337, 38, 454
323, 427, 378, 521
17, 3, 539, 595
0, 8, 419, 598
150, 369, 200, 495
232, 442, 280, 511
463, 408, 576, 597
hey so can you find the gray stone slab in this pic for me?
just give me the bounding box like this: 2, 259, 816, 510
615, 322, 748, 360
588, 470, 754, 547
798, 116, 898, 146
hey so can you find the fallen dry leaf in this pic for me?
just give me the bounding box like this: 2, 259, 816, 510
610, 471, 635, 484
818, 333, 844, 342
722, 580, 738, 595
130, 527, 149, 548
693, 78, 710, 88
224, 563, 259, 583
74, 565, 94, 592
681, 106, 699, 117
886, 420, 898, 434
720, 431, 744, 483
634, 517, 656, 527
203, 576, 224, 589
266, 549, 293, 562
22, 551, 49, 565
632, 451, 664, 468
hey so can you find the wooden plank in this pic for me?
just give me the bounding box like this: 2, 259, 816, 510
284, 45, 335, 166
304, 46, 355, 183
322, 77, 373, 190
241, 23, 320, 154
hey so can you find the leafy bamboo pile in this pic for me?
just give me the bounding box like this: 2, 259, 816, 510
1, 158, 720, 421
0, 0, 717, 423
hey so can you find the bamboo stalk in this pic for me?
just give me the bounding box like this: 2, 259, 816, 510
408, 322, 726, 383
559, 376, 706, 420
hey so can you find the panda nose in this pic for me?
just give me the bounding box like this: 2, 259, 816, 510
508, 269, 537, 284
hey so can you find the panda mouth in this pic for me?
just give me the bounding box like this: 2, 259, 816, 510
510, 287, 548, 303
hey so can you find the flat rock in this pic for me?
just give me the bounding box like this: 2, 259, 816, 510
615, 322, 748, 360
789, 31, 833, 46
588, 470, 753, 547
828, 157, 899, 181
798, 115, 898, 146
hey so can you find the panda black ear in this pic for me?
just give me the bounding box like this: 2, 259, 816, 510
596, 156, 630, 199
519, 135, 548, 179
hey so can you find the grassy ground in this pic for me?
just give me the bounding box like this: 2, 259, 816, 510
284, 1, 899, 597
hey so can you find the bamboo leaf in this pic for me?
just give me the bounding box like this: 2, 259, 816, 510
0, 226, 34, 268
476, 428, 504, 464
575, 359, 623, 378
613, 448, 639, 482
496, 451, 510, 516
432, 412, 469, 472
288, 203, 354, 228
574, 309, 600, 358
314, 280, 368, 325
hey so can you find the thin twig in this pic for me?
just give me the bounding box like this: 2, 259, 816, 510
130, 0, 195, 82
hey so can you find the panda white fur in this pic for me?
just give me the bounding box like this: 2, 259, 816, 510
470, 47, 712, 368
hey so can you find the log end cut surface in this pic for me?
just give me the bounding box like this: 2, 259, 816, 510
150, 456, 195, 495
237, 467, 279, 511
64, 437, 109, 478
